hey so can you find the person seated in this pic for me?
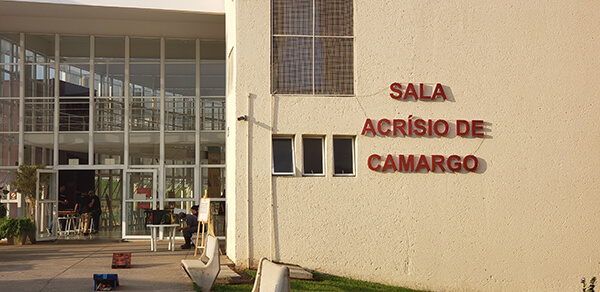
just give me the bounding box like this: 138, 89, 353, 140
74, 191, 93, 235
177, 205, 199, 249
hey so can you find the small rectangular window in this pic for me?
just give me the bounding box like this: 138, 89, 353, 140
333, 136, 354, 175
303, 137, 323, 175
272, 137, 294, 175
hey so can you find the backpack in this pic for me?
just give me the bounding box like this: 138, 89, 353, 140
148, 210, 174, 224
160, 212, 174, 224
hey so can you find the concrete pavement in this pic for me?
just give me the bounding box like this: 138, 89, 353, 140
0, 238, 205, 291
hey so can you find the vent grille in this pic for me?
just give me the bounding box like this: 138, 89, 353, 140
272, 0, 353, 95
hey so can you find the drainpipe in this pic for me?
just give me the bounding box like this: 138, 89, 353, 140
269, 94, 275, 262
246, 93, 252, 269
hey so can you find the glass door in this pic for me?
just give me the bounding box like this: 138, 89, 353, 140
122, 169, 157, 238
36, 169, 58, 241
95, 169, 122, 236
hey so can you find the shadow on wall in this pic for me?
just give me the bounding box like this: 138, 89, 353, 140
243, 93, 283, 264
272, 178, 281, 262
245, 93, 275, 268
246, 93, 273, 132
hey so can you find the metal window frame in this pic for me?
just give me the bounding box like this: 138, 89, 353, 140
272, 136, 295, 176
332, 135, 356, 176
302, 135, 325, 176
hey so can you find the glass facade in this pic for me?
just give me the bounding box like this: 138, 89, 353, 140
0, 33, 226, 241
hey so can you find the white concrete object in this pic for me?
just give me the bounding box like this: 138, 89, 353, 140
251, 257, 290, 292
147, 224, 179, 252
181, 235, 221, 292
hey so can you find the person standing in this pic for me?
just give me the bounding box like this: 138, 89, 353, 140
48, 185, 69, 234
58, 186, 69, 230
74, 191, 92, 235
177, 205, 198, 249
89, 190, 101, 234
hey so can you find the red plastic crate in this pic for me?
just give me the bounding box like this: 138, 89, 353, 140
111, 253, 131, 269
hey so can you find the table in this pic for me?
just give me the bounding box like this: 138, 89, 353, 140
147, 224, 179, 252
58, 211, 80, 235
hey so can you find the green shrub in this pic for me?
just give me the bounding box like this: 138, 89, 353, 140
0, 205, 4, 240
0, 203, 6, 219
0, 217, 36, 242
1, 187, 8, 219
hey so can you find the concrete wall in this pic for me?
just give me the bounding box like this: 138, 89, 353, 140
226, 0, 600, 291
0, 1, 224, 39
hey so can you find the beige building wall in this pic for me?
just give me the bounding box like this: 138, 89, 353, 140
226, 1, 600, 291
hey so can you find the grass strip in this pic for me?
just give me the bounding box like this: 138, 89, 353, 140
207, 270, 427, 292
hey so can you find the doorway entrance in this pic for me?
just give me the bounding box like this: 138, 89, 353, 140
59, 169, 94, 212
51, 169, 123, 239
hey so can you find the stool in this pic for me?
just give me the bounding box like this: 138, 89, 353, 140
90, 218, 96, 233
58, 215, 68, 235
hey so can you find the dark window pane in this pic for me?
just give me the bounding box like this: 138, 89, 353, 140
0, 99, 19, 131
25, 64, 55, 97
200, 41, 225, 60
273, 138, 293, 173
165, 63, 196, 96
25, 34, 55, 63
95, 37, 125, 62
60, 35, 90, 63
1, 34, 21, 63
334, 138, 353, 174
316, 0, 353, 36
314, 37, 353, 95
129, 64, 160, 96
1, 65, 20, 97
303, 138, 323, 174
94, 63, 125, 97
58, 64, 91, 97
130, 38, 160, 62
59, 98, 90, 131
272, 37, 313, 94
0, 134, 18, 166
272, 0, 313, 35
165, 38, 195, 62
